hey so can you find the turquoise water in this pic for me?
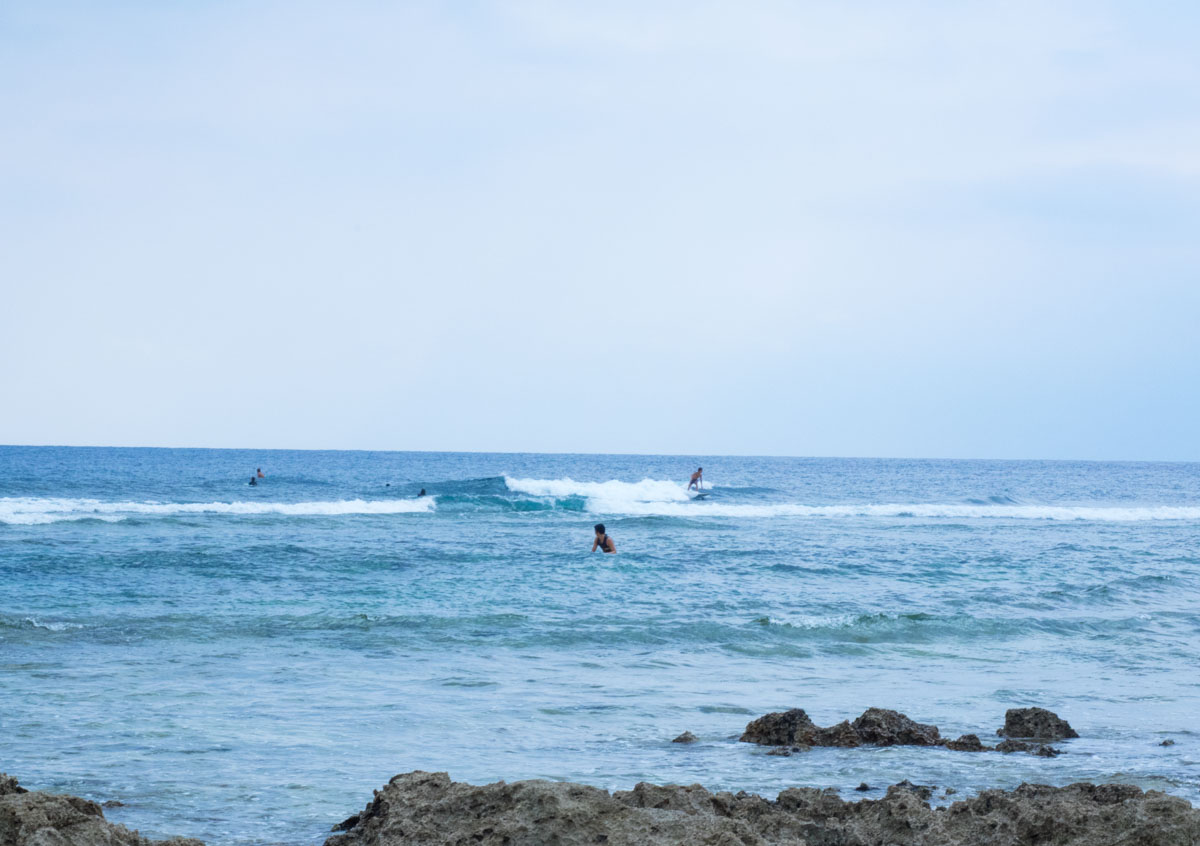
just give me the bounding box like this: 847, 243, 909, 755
2, 446, 1200, 844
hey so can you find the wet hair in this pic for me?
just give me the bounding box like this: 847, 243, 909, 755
594, 523, 606, 534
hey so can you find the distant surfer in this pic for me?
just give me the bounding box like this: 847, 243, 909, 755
688, 467, 703, 490
418, 489, 427, 497
249, 476, 257, 486
592, 524, 615, 553
257, 468, 265, 479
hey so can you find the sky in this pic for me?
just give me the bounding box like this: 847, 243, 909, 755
1, 1, 1198, 459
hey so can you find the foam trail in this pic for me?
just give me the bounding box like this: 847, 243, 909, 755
0, 497, 435, 525
505, 477, 692, 502
586, 500, 1200, 521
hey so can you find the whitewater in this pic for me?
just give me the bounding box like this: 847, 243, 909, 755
3, 446, 1200, 845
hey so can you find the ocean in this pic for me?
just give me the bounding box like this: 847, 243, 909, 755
2, 446, 1199, 844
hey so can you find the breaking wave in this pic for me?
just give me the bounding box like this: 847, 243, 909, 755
0, 497, 435, 525
502, 478, 1200, 521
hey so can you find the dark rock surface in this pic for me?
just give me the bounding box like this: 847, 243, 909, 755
0, 773, 203, 846
944, 733, 989, 752
741, 707, 941, 748
671, 731, 697, 744
997, 707, 1079, 740
996, 739, 1062, 757
325, 771, 1200, 846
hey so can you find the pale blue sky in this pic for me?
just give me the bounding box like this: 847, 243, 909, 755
2, 2, 1198, 458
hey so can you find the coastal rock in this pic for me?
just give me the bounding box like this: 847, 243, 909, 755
997, 707, 1079, 740
996, 739, 1061, 757
671, 731, 697, 744
1162, 739, 1177, 747
851, 708, 941, 746
739, 708, 818, 746
325, 771, 1200, 846
887, 780, 936, 802
855, 782, 871, 791
0, 774, 202, 846
944, 733, 989, 752
741, 707, 940, 748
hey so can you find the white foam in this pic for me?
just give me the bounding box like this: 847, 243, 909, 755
586, 500, 1200, 521
0, 497, 435, 525
505, 476, 693, 502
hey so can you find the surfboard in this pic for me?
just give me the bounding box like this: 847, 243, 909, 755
690, 489, 710, 500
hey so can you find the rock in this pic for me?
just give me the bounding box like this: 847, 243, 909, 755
738, 708, 817, 746
943, 787, 957, 796
1162, 739, 1177, 747
996, 739, 1060, 757
326, 771, 1200, 846
102, 800, 126, 808
0, 775, 27, 796
887, 780, 936, 802
855, 782, 871, 791
741, 707, 941, 749
852, 708, 941, 746
331, 814, 360, 833
997, 707, 1079, 740
996, 738, 1034, 753
766, 746, 792, 756
0, 773, 202, 846
945, 733, 990, 752
670, 731, 697, 744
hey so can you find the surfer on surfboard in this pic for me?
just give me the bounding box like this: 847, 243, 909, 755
688, 467, 703, 491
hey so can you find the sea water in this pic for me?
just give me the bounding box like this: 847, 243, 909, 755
2, 446, 1199, 845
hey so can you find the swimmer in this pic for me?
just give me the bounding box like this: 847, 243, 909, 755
591, 523, 615, 553
249, 476, 257, 486
257, 468, 265, 479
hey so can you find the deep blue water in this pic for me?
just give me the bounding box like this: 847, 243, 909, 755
2, 446, 1199, 845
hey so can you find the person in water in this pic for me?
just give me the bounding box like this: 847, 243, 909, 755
249, 476, 257, 486
592, 523, 615, 553
688, 467, 703, 490
418, 489, 426, 497
257, 468, 265, 479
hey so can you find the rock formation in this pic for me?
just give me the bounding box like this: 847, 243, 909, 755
996, 707, 1079, 740
324, 770, 1200, 846
739, 707, 941, 748
0, 773, 202, 846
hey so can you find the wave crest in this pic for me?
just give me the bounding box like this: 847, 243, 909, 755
0, 497, 435, 525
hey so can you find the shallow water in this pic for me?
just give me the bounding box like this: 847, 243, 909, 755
2, 447, 1199, 844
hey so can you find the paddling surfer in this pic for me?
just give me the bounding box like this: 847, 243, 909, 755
592, 524, 616, 553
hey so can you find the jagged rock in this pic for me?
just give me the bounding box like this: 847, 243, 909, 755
0, 775, 27, 796
943, 787, 957, 796
739, 708, 817, 746
945, 733, 989, 752
671, 731, 697, 744
331, 814, 360, 833
0, 773, 202, 846
766, 747, 793, 756
855, 782, 871, 791
325, 771, 1200, 846
888, 780, 936, 802
742, 707, 941, 749
812, 720, 862, 748
1162, 739, 1177, 747
102, 800, 126, 808
852, 708, 941, 746
996, 739, 1061, 757
997, 707, 1079, 740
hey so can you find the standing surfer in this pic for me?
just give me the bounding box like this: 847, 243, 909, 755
688, 467, 703, 490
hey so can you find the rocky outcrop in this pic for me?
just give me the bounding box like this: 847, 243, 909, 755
671, 731, 697, 744
996, 739, 1062, 757
325, 771, 1200, 846
741, 707, 941, 748
739, 708, 819, 746
944, 733, 988, 752
0, 773, 202, 846
997, 707, 1079, 740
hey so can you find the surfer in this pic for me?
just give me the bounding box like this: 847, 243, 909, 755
257, 468, 265, 479
592, 524, 616, 553
418, 489, 427, 497
249, 476, 257, 486
688, 467, 703, 490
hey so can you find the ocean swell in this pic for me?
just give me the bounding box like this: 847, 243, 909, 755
0, 496, 435, 525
